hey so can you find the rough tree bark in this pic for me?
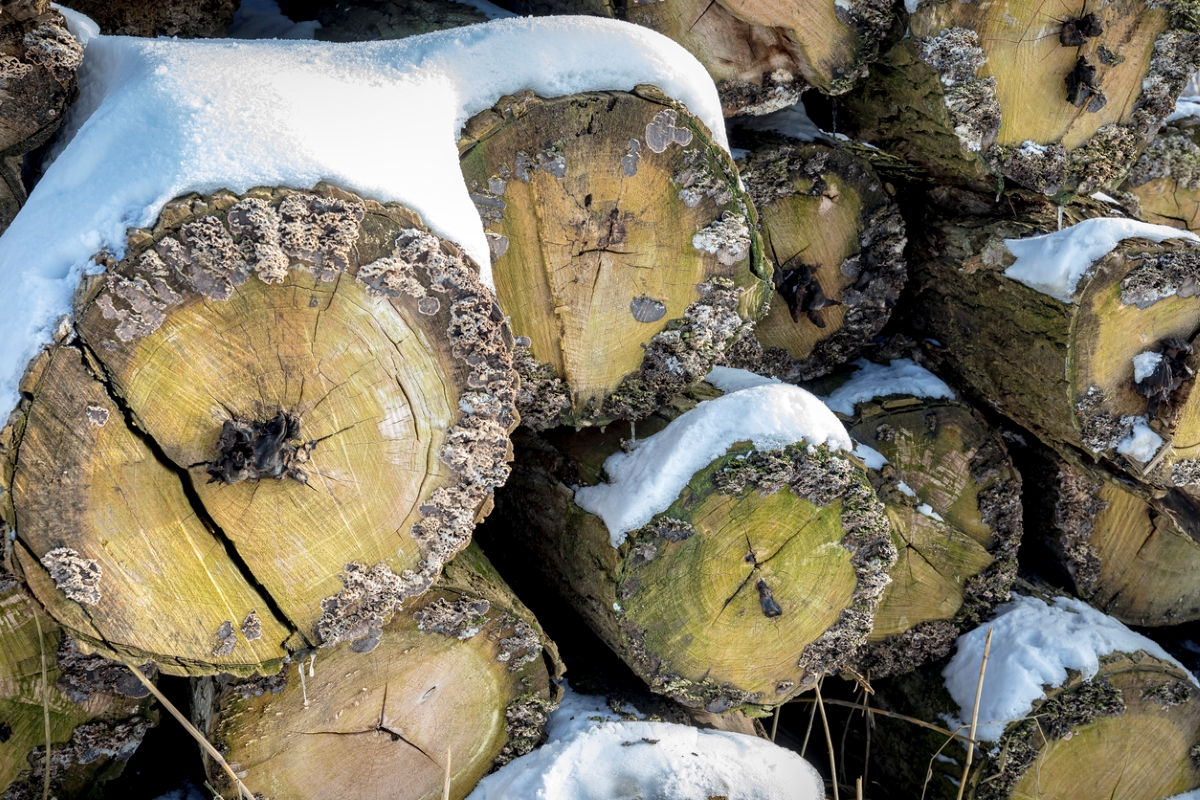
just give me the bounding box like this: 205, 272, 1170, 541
843, 0, 1200, 196
489, 389, 898, 713
0, 184, 518, 675
906, 190, 1200, 494
0, 0, 82, 234
197, 543, 562, 800
0, 581, 155, 800
731, 136, 907, 381
459, 88, 771, 429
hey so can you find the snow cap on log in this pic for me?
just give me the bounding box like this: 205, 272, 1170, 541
574, 382, 852, 543
0, 16, 728, 418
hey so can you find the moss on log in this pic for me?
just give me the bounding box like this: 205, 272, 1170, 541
906, 191, 1200, 493
872, 645, 1200, 800
733, 137, 907, 380
459, 89, 771, 429
0, 582, 155, 799
843, 2, 1200, 196
838, 394, 1022, 677
491, 396, 896, 712
0, 1, 81, 233
199, 543, 562, 800
0, 185, 518, 675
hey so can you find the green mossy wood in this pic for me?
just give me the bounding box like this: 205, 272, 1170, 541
831, 392, 1022, 677
492, 392, 897, 713
907, 191, 1200, 498
843, 0, 1200, 196
0, 0, 82, 234
0, 581, 156, 800
199, 543, 562, 800
0, 185, 518, 676
458, 89, 771, 430
733, 137, 907, 381
871, 642, 1200, 800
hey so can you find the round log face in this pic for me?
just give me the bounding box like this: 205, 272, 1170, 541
6, 187, 518, 673
460, 90, 769, 428
209, 551, 557, 800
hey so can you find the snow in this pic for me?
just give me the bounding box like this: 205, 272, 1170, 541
942, 594, 1195, 743
0, 16, 728, 421
1003, 218, 1199, 302
897, 481, 916, 497
51, 4, 99, 45
917, 503, 944, 522
1166, 790, 1200, 800
1133, 351, 1164, 383
469, 686, 825, 800
574, 383, 852, 543
227, 0, 321, 40
733, 101, 827, 143
854, 441, 888, 470
1117, 416, 1163, 463
1089, 192, 1120, 205
704, 365, 780, 393
821, 358, 955, 416
905, 0, 921, 13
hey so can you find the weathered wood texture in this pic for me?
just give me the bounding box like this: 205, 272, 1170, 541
906, 190, 1200, 494
833, 393, 1022, 677
200, 543, 562, 800
0, 185, 518, 676
0, 582, 155, 799
57, 0, 237, 37
459, 89, 771, 429
872, 645, 1200, 800
843, 0, 1200, 195
733, 137, 907, 381
1125, 116, 1200, 231
492, 391, 897, 712
0, 1, 81, 233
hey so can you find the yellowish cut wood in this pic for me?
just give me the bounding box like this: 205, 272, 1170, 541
908, 191, 1200, 497
459, 89, 771, 429
835, 395, 1022, 676
3, 185, 518, 675
1025, 444, 1200, 626
874, 647, 1200, 800
492, 407, 896, 712
845, 0, 1199, 195
737, 137, 906, 380
203, 543, 562, 800
1125, 117, 1200, 231
0, 583, 155, 799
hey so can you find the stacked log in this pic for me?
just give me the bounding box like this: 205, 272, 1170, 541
1124, 114, 1200, 231
0, 0, 81, 234
56, 0, 237, 37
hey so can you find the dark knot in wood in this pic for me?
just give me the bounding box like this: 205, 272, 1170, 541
206, 411, 312, 485
756, 579, 782, 618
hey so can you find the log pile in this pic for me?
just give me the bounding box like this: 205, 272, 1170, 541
2, 0, 1200, 798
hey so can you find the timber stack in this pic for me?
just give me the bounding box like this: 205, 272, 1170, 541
0, 0, 1198, 798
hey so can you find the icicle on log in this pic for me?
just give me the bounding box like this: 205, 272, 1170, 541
842, 0, 1200, 195
868, 593, 1200, 800
621, 0, 897, 114
731, 136, 907, 381
907, 191, 1200, 495
823, 378, 1022, 677
1124, 115, 1200, 231
197, 543, 562, 800
0, 185, 517, 675
1022, 442, 1200, 626
458, 88, 771, 430
0, 581, 156, 799
0, 0, 82, 233
487, 382, 897, 712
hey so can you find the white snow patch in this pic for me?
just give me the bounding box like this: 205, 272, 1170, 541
853, 441, 888, 470
942, 594, 1195, 742
227, 0, 321, 39
1003, 218, 1199, 302
1133, 351, 1164, 383
575, 383, 852, 543
904, 0, 921, 13
0, 17, 727, 420
51, 4, 100, 45
1167, 97, 1200, 125
917, 503, 944, 522
821, 358, 954, 416
1116, 416, 1163, 463
470, 686, 825, 800
1089, 191, 1120, 205
704, 365, 780, 393
733, 101, 827, 143
1165, 790, 1200, 800
897, 481, 917, 497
